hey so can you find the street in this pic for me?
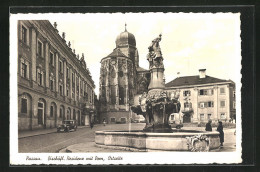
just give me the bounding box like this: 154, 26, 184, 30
18, 123, 236, 153
18, 123, 145, 153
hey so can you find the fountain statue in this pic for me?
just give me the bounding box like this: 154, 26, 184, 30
95, 34, 220, 152
131, 34, 181, 133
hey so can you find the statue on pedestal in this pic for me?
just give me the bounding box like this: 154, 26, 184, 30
147, 34, 164, 69
131, 34, 181, 133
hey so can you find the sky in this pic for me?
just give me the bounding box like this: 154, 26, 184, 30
24, 13, 241, 95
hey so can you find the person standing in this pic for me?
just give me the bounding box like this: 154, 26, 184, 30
217, 121, 224, 147
90, 122, 94, 129
205, 119, 212, 131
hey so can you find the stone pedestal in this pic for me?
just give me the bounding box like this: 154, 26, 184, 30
148, 68, 165, 90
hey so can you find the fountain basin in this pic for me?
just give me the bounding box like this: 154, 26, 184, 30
95, 130, 220, 151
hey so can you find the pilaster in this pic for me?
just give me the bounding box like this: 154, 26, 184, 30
213, 85, 218, 121
31, 27, 37, 83
55, 53, 59, 95
192, 87, 198, 122
115, 58, 119, 106
79, 75, 82, 100
63, 61, 67, 97
45, 41, 50, 89
125, 60, 129, 110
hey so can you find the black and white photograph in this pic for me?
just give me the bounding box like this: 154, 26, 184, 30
10, 11, 242, 165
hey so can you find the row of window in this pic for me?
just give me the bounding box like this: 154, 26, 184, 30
199, 101, 226, 108
20, 59, 94, 103
185, 100, 233, 109
199, 101, 214, 108
20, 24, 92, 97
169, 113, 227, 121
21, 97, 80, 125
182, 87, 230, 97
110, 117, 127, 123
200, 113, 226, 121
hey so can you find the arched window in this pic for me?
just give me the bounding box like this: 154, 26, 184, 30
60, 105, 65, 120
38, 99, 45, 124
73, 109, 76, 120
119, 86, 125, 105
60, 108, 63, 118
67, 108, 71, 120
50, 102, 56, 118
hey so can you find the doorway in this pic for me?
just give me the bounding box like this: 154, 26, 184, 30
183, 113, 191, 123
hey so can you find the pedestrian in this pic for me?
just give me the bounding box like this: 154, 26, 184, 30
205, 119, 212, 131
103, 119, 106, 126
217, 121, 224, 147
90, 122, 94, 129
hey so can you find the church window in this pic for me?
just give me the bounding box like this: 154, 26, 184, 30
111, 68, 116, 78
119, 71, 123, 77
111, 86, 116, 104
119, 86, 125, 105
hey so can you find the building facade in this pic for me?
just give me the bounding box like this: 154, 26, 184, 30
18, 20, 95, 131
99, 27, 150, 124
165, 69, 236, 124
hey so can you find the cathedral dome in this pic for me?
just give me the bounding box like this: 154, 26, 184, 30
116, 29, 136, 47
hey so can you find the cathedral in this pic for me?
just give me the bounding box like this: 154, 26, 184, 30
99, 25, 150, 123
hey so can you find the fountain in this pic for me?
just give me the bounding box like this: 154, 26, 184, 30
95, 34, 220, 151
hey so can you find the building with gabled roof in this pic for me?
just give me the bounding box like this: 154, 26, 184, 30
165, 69, 236, 124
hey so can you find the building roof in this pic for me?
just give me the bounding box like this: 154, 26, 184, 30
165, 75, 230, 87
107, 48, 128, 58
116, 30, 136, 47
136, 66, 149, 72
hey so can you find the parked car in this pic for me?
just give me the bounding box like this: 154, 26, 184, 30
170, 123, 183, 129
57, 120, 77, 132
169, 120, 183, 129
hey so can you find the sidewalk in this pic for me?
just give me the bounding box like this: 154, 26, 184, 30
18, 125, 90, 139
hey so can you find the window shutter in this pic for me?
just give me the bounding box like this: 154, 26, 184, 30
204, 102, 208, 108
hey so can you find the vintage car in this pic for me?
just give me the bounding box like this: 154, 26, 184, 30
170, 123, 183, 129
57, 120, 77, 132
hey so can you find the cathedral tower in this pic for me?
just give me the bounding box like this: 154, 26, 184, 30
99, 25, 138, 123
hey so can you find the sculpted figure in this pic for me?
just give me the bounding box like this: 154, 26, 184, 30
147, 34, 164, 69
139, 92, 148, 112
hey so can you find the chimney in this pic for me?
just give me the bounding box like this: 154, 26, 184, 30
177, 72, 180, 78
199, 69, 206, 78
